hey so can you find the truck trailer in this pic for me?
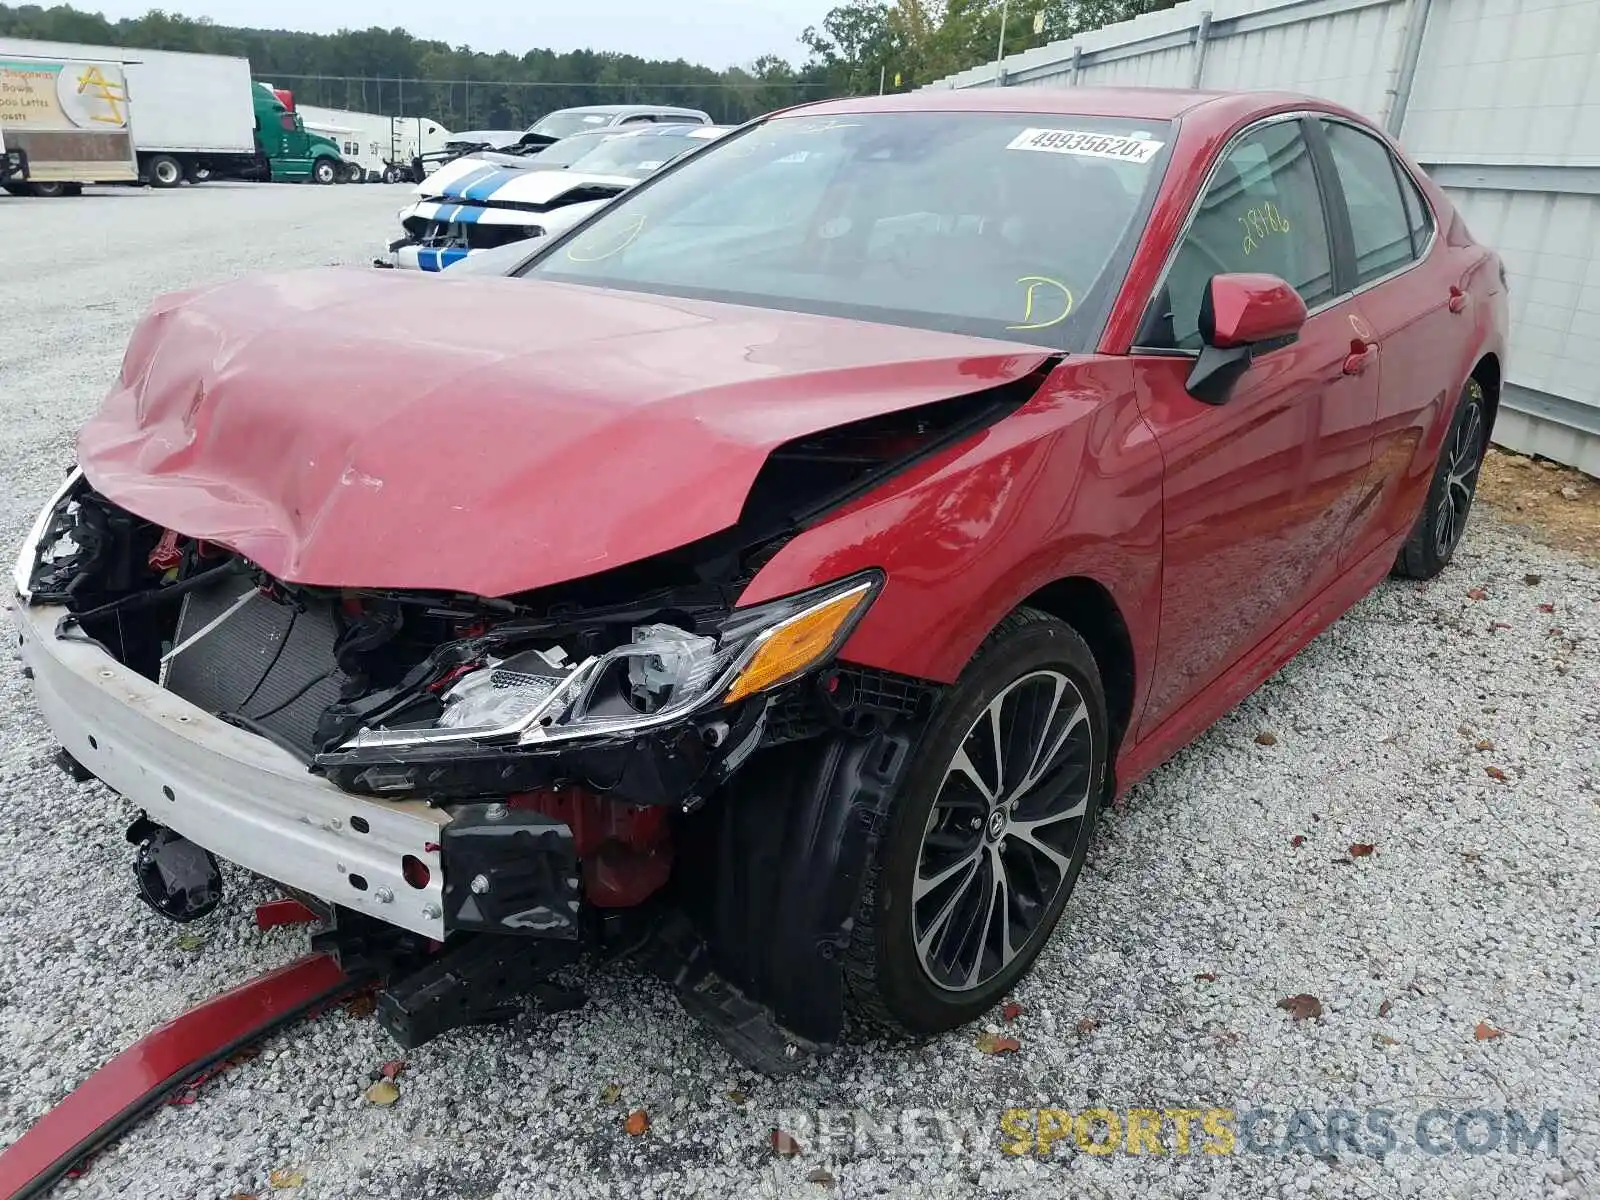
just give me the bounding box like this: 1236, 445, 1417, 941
0, 38, 344, 185
0, 51, 139, 196
296, 103, 450, 182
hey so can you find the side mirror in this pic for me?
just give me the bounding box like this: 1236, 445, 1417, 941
1186, 273, 1307, 404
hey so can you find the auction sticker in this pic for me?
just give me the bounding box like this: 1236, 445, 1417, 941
1006, 128, 1164, 163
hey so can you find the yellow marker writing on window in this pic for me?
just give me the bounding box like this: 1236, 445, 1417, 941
1009, 276, 1074, 331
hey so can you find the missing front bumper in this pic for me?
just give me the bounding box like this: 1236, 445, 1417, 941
13, 601, 451, 939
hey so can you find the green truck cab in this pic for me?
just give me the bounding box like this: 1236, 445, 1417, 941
252, 83, 343, 183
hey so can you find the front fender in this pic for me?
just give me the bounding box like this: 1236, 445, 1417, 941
738, 359, 1164, 697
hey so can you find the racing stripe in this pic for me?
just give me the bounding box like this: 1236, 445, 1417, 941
438, 163, 499, 199
417, 248, 472, 271
463, 169, 516, 202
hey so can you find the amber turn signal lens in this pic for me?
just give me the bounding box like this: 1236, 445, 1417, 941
722, 584, 874, 705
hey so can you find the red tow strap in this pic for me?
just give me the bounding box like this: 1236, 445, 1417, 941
0, 953, 355, 1200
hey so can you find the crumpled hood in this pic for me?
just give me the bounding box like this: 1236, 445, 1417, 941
79, 269, 1048, 597
421, 161, 632, 209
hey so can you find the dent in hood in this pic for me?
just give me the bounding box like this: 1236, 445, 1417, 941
80, 268, 1050, 597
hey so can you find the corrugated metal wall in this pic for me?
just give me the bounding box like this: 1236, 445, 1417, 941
928, 0, 1600, 474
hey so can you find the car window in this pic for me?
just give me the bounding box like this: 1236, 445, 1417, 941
566, 132, 694, 179
530, 112, 612, 138
620, 115, 655, 125
534, 132, 619, 167
527, 112, 1173, 350
1143, 119, 1334, 351
1321, 120, 1417, 285
1395, 153, 1433, 256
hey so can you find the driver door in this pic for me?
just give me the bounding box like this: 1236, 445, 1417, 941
1129, 116, 1381, 740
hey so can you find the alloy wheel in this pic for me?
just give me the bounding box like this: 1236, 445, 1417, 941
1434, 388, 1484, 558
911, 669, 1095, 992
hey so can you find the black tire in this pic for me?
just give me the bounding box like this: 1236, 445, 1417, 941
186, 163, 211, 183
1393, 378, 1488, 580
27, 181, 68, 197
344, 162, 364, 183
312, 158, 338, 185
146, 154, 183, 189
844, 607, 1107, 1037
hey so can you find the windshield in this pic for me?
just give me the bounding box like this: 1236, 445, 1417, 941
566, 131, 708, 179
526, 111, 1172, 348
531, 131, 619, 167
528, 111, 615, 139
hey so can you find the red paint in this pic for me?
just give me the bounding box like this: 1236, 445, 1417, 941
1205, 273, 1307, 348
71, 89, 1507, 801
254, 897, 319, 929
79, 271, 1048, 598
510, 789, 673, 908
0, 955, 348, 1199
146, 528, 182, 572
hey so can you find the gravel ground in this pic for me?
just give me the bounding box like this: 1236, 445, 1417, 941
0, 184, 1596, 1200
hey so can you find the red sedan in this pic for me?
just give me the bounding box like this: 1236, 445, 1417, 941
12, 87, 1506, 1066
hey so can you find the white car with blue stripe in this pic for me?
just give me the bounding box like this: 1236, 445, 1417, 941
386, 125, 728, 272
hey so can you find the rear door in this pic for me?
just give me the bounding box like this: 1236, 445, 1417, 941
1313, 117, 1459, 565
1129, 115, 1381, 739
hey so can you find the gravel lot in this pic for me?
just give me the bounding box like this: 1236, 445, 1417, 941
1, 184, 1596, 1200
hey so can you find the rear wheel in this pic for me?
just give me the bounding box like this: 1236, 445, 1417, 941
1393, 379, 1488, 580
844, 608, 1106, 1036
186, 163, 212, 183
146, 154, 182, 188
344, 162, 364, 183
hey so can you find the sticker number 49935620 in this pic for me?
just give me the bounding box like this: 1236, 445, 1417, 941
1006, 128, 1165, 163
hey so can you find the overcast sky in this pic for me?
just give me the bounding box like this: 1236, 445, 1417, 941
87, 1, 839, 68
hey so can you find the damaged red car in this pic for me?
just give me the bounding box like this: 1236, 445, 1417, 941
12, 87, 1506, 1068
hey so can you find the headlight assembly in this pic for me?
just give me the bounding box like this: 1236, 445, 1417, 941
337, 572, 881, 753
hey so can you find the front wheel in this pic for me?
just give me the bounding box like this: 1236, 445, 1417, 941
844, 608, 1106, 1037
312, 158, 337, 185
1393, 379, 1488, 580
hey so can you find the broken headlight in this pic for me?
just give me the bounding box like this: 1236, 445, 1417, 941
339, 572, 881, 752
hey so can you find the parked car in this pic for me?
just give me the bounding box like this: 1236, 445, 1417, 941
12, 89, 1506, 1068
386, 124, 727, 271
523, 103, 713, 140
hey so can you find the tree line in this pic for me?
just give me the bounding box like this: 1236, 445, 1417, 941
0, 2, 1178, 131
802, 0, 1184, 94
0, 4, 832, 127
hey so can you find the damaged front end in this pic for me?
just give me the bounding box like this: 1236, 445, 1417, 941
12, 469, 939, 1066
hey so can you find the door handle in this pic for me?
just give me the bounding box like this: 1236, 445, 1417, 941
1342, 337, 1377, 376
1448, 286, 1469, 314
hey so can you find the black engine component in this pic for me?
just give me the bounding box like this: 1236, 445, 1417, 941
440, 803, 583, 937
375, 933, 584, 1049
127, 818, 223, 922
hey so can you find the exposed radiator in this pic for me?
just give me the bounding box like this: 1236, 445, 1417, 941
162, 576, 347, 756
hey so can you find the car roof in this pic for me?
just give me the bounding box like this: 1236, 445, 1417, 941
545, 103, 710, 117
790, 86, 1340, 127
